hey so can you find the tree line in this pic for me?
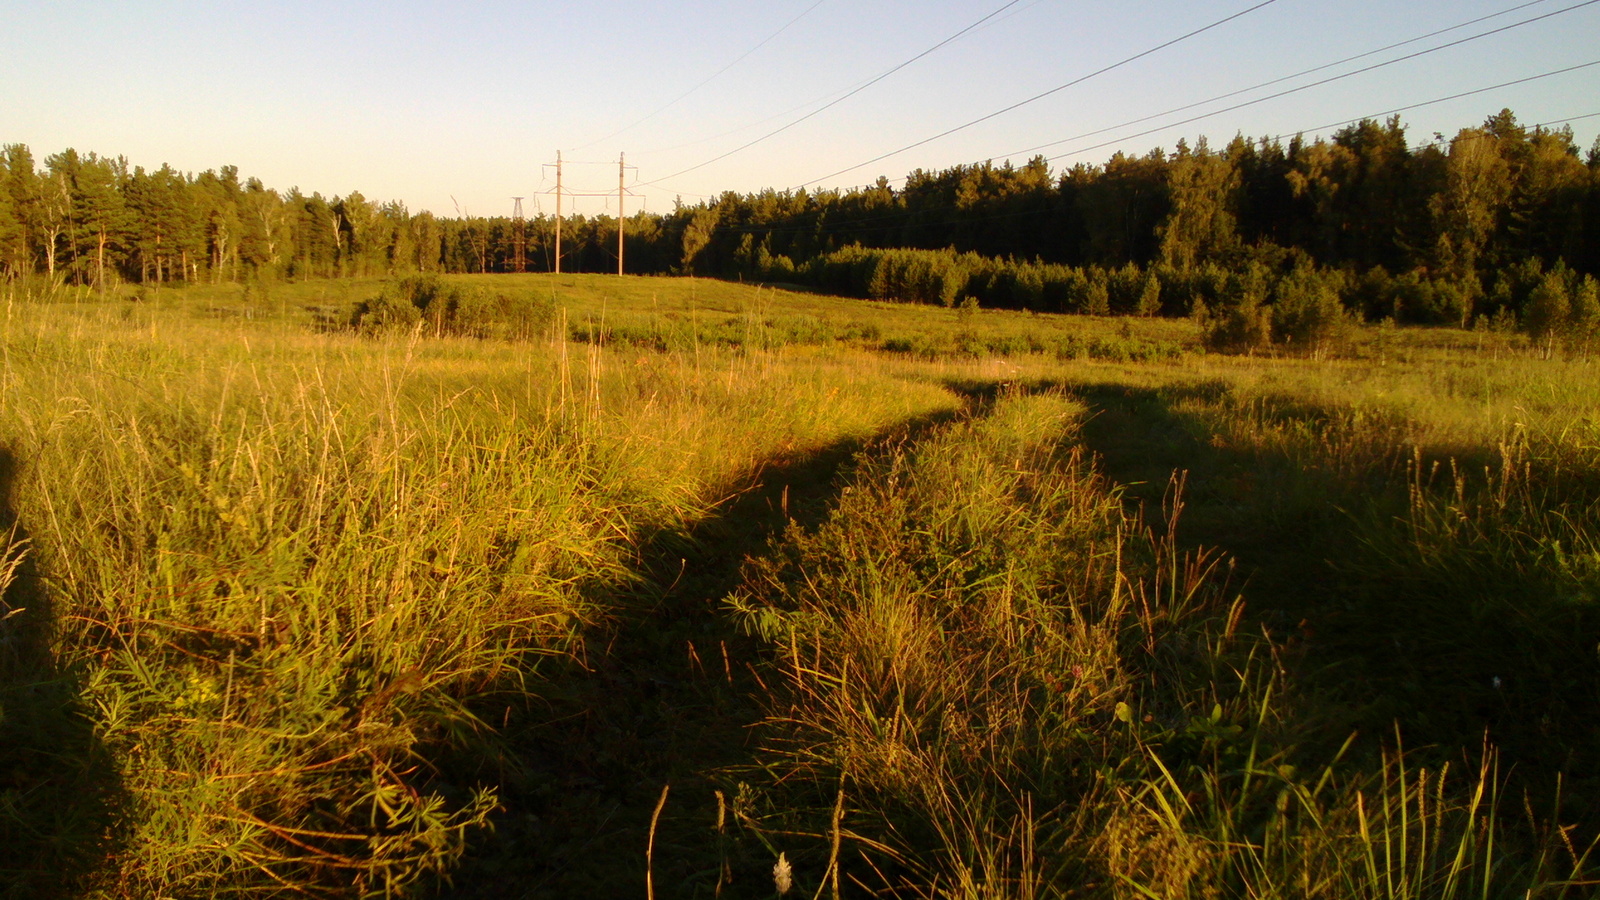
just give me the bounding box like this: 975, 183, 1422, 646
3, 109, 1597, 327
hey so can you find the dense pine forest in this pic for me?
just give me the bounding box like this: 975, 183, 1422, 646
4, 109, 1599, 335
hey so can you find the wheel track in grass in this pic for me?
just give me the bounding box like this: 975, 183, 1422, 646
440, 383, 1017, 899
440, 371, 1600, 895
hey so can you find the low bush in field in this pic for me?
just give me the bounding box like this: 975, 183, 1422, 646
1202, 263, 1352, 355
352, 275, 555, 339
879, 329, 1181, 362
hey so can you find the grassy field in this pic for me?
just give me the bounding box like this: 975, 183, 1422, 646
1, 274, 1595, 898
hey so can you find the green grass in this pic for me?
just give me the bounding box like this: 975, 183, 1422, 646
0, 274, 1595, 898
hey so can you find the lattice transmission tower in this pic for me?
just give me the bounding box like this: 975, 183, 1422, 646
510, 197, 527, 273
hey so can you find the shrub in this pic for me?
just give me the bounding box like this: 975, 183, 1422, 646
1570, 275, 1600, 346
1271, 266, 1351, 353
354, 276, 554, 340
1523, 267, 1573, 342
1084, 270, 1111, 316
352, 281, 426, 332
1205, 294, 1271, 353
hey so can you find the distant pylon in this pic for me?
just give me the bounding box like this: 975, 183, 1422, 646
511, 196, 527, 273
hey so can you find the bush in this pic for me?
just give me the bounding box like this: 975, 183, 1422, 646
1204, 264, 1272, 352
451, 289, 556, 340
1271, 266, 1351, 353
351, 277, 427, 332
1205, 295, 1271, 353
1524, 267, 1573, 342
1135, 271, 1163, 316
1570, 275, 1600, 345
353, 276, 555, 340
1084, 270, 1111, 316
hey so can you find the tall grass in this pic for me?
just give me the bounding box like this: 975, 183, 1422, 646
2, 276, 1596, 897
3, 317, 616, 893
0, 295, 959, 895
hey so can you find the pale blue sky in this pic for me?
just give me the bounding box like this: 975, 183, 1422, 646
3, 0, 1596, 217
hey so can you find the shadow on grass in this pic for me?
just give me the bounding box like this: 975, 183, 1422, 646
439, 399, 977, 899
0, 447, 123, 899
437, 372, 1598, 897
1071, 380, 1600, 823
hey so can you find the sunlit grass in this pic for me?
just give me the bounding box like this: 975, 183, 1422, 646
1, 275, 1595, 897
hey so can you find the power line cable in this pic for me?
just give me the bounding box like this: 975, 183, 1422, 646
991, 0, 1567, 161
639, 71, 888, 155
858, 2, 1596, 192
1403, 111, 1600, 152
1540, 110, 1600, 127
484, 106, 1600, 242
635, 1, 1067, 159
641, 0, 1030, 186
798, 0, 1284, 187
578, 0, 829, 151
1270, 61, 1600, 145
637, 1, 1059, 157
530, 104, 1600, 239
1010, 1, 1600, 164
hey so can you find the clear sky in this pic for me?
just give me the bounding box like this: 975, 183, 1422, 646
3, 0, 1596, 218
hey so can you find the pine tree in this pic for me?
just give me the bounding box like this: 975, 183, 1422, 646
1523, 266, 1572, 344
1158, 137, 1240, 270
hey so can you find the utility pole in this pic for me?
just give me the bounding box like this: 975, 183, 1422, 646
511, 197, 526, 273
554, 151, 563, 275
617, 152, 626, 277
538, 151, 634, 276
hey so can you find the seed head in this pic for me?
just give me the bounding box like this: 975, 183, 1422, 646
773, 851, 792, 895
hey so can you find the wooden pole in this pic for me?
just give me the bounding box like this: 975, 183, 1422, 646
554, 151, 563, 275
617, 152, 626, 276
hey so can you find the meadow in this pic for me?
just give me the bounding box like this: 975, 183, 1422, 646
0, 274, 1595, 898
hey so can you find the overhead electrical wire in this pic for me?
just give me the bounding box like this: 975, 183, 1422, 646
1539, 110, 1600, 127
640, 86, 866, 156
815, 0, 1596, 182
637, 0, 1056, 158
578, 0, 830, 152
797, 0, 1284, 188
580, 4, 1598, 227
1034, 40, 1600, 164
640, 0, 1030, 186
1273, 61, 1600, 145
1402, 111, 1600, 152
989, 0, 1567, 161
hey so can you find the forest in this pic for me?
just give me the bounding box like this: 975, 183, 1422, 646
4, 110, 1598, 332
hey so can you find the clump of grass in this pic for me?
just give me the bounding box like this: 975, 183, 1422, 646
1114, 740, 1597, 900
1323, 423, 1600, 805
